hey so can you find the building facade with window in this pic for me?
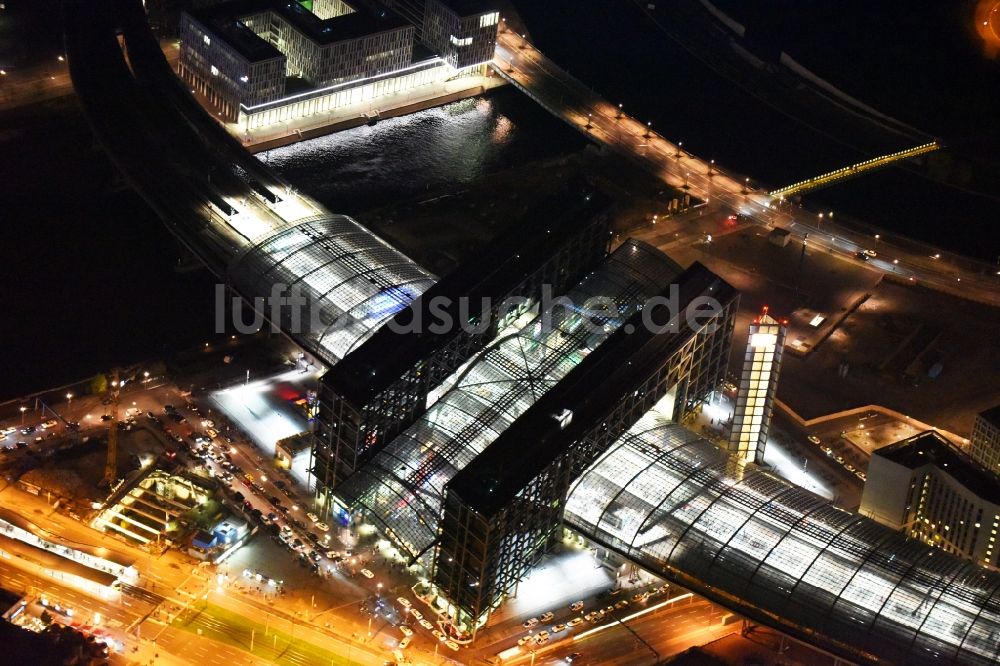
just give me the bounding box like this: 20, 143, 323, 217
969, 405, 1000, 476
179, 0, 414, 121
861, 431, 1000, 569
421, 0, 498, 69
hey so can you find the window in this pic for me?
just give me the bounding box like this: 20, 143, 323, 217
450, 35, 473, 47
203, 34, 211, 46
480, 12, 499, 28
210, 65, 219, 76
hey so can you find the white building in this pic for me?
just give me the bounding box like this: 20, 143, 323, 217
970, 405, 1000, 475
861, 430, 1000, 569
180, 0, 414, 121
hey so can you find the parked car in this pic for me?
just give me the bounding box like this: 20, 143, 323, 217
540, 612, 554, 623
807, 435, 821, 444
399, 625, 413, 637
570, 601, 584, 612
418, 619, 434, 630
523, 617, 539, 629
360, 568, 374, 579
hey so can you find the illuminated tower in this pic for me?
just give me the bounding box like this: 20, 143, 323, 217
728, 307, 786, 464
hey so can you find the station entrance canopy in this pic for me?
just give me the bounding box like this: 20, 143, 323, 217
565, 418, 1000, 666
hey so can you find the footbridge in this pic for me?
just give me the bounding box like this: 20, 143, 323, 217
770, 142, 941, 199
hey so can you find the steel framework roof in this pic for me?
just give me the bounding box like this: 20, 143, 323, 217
336, 240, 680, 561
565, 417, 1000, 666
228, 215, 436, 364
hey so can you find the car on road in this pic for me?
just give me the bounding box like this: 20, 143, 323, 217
445, 640, 459, 651
315, 522, 330, 532
845, 464, 856, 472
567, 617, 583, 628
410, 609, 423, 620
20, 426, 35, 435
523, 617, 539, 629
835, 455, 845, 464
614, 600, 629, 610
632, 592, 647, 602
552, 623, 566, 633
567, 653, 584, 663
432, 630, 446, 642
307, 512, 319, 523
584, 612, 598, 622
418, 619, 434, 630
821, 446, 833, 456
518, 636, 532, 646
570, 601, 584, 612
397, 597, 411, 608
807, 435, 821, 444
0, 427, 16, 437
856, 471, 867, 481
41, 419, 58, 430
360, 568, 374, 579
398, 636, 411, 650
535, 631, 549, 644
540, 612, 554, 623
399, 625, 413, 637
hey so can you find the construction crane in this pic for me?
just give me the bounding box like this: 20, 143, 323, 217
101, 369, 120, 488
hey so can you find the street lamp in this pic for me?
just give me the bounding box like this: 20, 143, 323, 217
66, 393, 73, 406
675, 141, 683, 159
874, 234, 881, 252
644, 121, 651, 138
616, 103, 623, 119
585, 112, 592, 129
742, 177, 749, 194
19, 406, 27, 425
817, 212, 824, 230
708, 159, 715, 176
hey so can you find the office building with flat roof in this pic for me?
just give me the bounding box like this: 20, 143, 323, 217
311, 187, 614, 496
861, 430, 1000, 568
179, 0, 414, 121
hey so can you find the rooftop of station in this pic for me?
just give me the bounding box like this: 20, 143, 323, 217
336, 240, 681, 561
324, 186, 612, 405
449, 262, 737, 517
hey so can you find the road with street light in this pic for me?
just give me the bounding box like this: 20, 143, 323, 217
492, 29, 1000, 307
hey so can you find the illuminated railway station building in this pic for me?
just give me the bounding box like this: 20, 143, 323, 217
312, 187, 614, 496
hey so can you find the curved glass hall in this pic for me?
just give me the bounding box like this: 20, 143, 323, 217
228, 215, 436, 364
336, 240, 680, 562
565, 418, 1000, 666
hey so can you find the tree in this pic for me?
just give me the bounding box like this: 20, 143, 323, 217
89, 373, 109, 396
